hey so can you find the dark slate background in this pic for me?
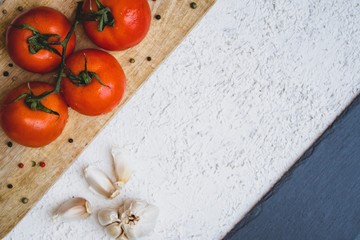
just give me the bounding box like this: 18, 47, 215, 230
224, 95, 360, 240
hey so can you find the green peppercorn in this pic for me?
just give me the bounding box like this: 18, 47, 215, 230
21, 197, 29, 204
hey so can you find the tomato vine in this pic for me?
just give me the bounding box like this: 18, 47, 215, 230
8, 1, 110, 115
53, 2, 84, 94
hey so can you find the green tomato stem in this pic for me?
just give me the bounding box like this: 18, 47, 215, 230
54, 2, 84, 93
11, 24, 62, 56
80, 0, 114, 32
7, 2, 84, 117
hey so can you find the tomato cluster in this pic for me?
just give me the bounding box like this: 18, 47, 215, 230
0, 0, 151, 147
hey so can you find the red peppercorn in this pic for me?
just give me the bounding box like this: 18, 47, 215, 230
18, 163, 24, 168
39, 162, 46, 168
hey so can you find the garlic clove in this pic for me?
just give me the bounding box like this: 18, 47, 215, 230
84, 166, 119, 199
111, 148, 132, 189
105, 222, 123, 238
117, 230, 129, 240
53, 197, 91, 221
98, 208, 120, 226
118, 199, 159, 239
118, 199, 133, 219
117, 234, 128, 240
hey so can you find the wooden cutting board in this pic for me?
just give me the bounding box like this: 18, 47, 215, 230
0, 0, 215, 237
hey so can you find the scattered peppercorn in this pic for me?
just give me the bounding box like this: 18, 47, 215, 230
8, 63, 13, 67
7, 141, 13, 147
17, 6, 23, 12
3, 71, 9, 77
2, 9, 7, 14
146, 56, 152, 61
7, 184, 13, 189
31, 161, 36, 167
21, 197, 29, 204
129, 58, 135, 63
39, 161, 46, 168
155, 14, 161, 20
68, 138, 74, 143
18, 163, 24, 168
190, 2, 198, 9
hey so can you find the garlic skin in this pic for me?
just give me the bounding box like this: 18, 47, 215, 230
53, 197, 91, 221
97, 200, 159, 239
105, 222, 123, 238
84, 166, 119, 199
111, 148, 132, 189
98, 208, 120, 226
118, 200, 159, 240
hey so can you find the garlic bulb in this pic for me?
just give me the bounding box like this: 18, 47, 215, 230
84, 166, 119, 199
98, 208, 120, 226
118, 199, 159, 240
53, 197, 91, 221
111, 148, 132, 189
97, 199, 159, 239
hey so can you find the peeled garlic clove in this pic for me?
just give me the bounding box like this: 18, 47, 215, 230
53, 197, 91, 221
98, 208, 120, 226
105, 222, 123, 238
119, 199, 159, 239
111, 148, 132, 189
84, 166, 119, 199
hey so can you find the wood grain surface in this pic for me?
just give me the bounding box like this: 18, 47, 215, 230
0, 0, 215, 237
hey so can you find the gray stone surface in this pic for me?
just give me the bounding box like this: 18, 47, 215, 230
225, 94, 360, 240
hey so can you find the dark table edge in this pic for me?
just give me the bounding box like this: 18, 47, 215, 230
223, 93, 360, 239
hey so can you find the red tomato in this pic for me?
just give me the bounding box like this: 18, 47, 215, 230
0, 82, 68, 148
82, 0, 151, 51
61, 49, 126, 116
6, 7, 76, 73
